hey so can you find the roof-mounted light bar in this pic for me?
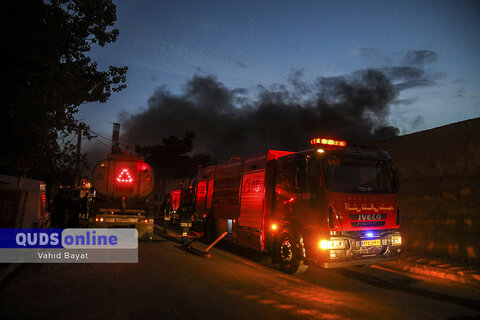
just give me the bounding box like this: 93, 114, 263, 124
310, 138, 347, 147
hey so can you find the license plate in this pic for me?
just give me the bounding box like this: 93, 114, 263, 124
116, 218, 137, 223
361, 239, 381, 247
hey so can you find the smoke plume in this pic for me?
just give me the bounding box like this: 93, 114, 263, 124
121, 52, 440, 161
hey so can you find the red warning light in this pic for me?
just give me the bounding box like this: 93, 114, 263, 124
116, 169, 133, 183
310, 138, 347, 147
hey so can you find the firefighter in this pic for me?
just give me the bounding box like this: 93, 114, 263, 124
68, 190, 81, 227
159, 193, 173, 234
80, 192, 89, 220
52, 189, 68, 227
178, 191, 194, 245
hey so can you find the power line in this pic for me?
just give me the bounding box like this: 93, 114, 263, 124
91, 137, 111, 150
90, 129, 133, 148
57, 132, 77, 147
90, 130, 111, 141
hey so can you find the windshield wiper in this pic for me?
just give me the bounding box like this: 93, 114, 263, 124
356, 185, 374, 192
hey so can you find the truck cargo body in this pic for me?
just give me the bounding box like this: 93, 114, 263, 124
0, 175, 49, 228
89, 154, 154, 239
196, 143, 401, 273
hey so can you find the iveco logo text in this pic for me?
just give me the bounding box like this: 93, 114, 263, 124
358, 214, 382, 221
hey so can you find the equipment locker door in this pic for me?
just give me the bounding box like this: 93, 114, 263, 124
238, 170, 265, 250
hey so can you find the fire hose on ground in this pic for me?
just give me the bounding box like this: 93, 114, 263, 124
186, 232, 228, 258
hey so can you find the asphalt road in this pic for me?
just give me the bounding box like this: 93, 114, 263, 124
1, 230, 479, 320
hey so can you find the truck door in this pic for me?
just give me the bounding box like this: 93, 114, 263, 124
238, 170, 266, 250
195, 180, 208, 218
293, 155, 319, 223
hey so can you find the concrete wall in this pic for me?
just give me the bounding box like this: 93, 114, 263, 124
373, 118, 480, 262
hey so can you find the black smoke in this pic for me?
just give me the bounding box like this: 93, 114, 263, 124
121, 68, 404, 161
121, 49, 443, 161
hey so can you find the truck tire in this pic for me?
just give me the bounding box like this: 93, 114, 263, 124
278, 232, 308, 275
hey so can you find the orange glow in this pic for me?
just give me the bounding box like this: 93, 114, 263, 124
95, 218, 99, 222
319, 240, 329, 249
282, 197, 296, 205
319, 239, 345, 250
310, 138, 347, 147
100, 218, 104, 222
271, 224, 278, 230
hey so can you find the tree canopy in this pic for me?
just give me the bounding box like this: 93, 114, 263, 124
135, 132, 211, 179
0, 0, 127, 183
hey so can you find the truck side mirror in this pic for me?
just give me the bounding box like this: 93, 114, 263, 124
294, 161, 307, 192
389, 164, 400, 192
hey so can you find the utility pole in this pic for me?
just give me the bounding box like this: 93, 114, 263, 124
75, 126, 82, 189
112, 123, 121, 155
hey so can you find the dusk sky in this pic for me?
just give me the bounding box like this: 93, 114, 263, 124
77, 0, 480, 154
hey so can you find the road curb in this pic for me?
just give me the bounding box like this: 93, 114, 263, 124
380, 255, 480, 287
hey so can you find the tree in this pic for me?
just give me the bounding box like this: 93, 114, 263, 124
135, 132, 211, 179
0, 0, 127, 183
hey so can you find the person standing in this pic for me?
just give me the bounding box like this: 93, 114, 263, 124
68, 190, 81, 227
159, 193, 173, 234
178, 192, 194, 245
52, 189, 67, 227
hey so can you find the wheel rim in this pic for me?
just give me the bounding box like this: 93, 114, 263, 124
280, 239, 293, 262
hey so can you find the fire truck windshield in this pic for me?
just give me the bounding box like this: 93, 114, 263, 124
322, 157, 394, 194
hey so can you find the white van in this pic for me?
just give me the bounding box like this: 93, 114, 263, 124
0, 174, 50, 228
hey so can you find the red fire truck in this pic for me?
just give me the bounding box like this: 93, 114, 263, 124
168, 187, 191, 224
194, 138, 401, 274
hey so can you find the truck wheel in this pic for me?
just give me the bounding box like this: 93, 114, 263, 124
204, 217, 217, 243
278, 233, 308, 275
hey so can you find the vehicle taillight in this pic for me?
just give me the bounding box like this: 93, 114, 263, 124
41, 193, 46, 216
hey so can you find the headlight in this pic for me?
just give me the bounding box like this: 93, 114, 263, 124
391, 235, 402, 246
319, 239, 346, 250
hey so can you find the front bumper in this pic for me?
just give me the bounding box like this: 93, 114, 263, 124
308, 231, 401, 268
88, 216, 154, 239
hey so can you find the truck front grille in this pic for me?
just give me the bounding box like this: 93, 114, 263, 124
351, 221, 386, 227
